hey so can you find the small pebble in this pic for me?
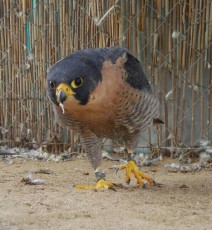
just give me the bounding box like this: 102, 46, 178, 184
179, 184, 189, 189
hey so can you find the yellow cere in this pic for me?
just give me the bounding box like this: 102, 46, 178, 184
56, 83, 76, 95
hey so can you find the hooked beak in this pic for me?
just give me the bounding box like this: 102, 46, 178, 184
56, 83, 75, 104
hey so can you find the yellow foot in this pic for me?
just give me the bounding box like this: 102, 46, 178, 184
119, 161, 156, 187
75, 179, 114, 190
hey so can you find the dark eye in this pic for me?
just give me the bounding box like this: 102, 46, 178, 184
71, 77, 83, 88
49, 81, 55, 89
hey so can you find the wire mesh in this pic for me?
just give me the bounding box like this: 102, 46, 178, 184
0, 0, 211, 154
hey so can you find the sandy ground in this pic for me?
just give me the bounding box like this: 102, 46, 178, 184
0, 156, 211, 230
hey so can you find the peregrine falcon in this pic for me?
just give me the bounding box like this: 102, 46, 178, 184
47, 47, 160, 189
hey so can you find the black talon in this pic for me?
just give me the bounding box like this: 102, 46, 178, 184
112, 165, 119, 176
142, 183, 147, 189
153, 180, 163, 187
126, 179, 131, 185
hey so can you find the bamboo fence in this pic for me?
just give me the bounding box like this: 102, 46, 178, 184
0, 0, 211, 154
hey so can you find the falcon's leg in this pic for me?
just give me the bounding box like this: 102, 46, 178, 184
75, 130, 114, 190
118, 149, 156, 187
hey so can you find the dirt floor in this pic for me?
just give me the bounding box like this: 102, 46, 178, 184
0, 156, 211, 230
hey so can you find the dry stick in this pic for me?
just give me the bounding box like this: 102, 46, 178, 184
80, 2, 83, 50
83, 2, 86, 49
63, 1, 66, 55
156, 1, 162, 148
43, 1, 48, 144
47, 0, 53, 144
207, 0, 212, 137
17, 0, 21, 144
119, 0, 124, 47
72, 0, 76, 50
27, 2, 31, 143
154, 2, 163, 146
91, 2, 94, 47
132, 0, 136, 54
17, 42, 21, 145
136, 0, 141, 61
8, 7, 14, 142
190, 0, 198, 146
209, 0, 212, 45
107, 2, 111, 47
10, 5, 15, 143
201, 1, 209, 138
16, 6, 20, 145
76, 3, 81, 49
116, 3, 119, 45
208, 60, 212, 138
45, 1, 50, 144
124, 0, 128, 48
90, 0, 94, 47
88, 1, 92, 48
176, 2, 181, 145
112, 2, 116, 47
136, 1, 141, 59
66, 0, 69, 53
31, 1, 34, 141
4, 1, 9, 141
163, 0, 169, 149
189, 1, 195, 146
170, 0, 177, 157
145, 1, 151, 151
9, 3, 13, 144
197, 1, 205, 138
42, 2, 46, 144
47, 0, 52, 144
87, 1, 90, 48
33, 1, 36, 143
200, 59, 205, 139
115, 0, 118, 46
105, 0, 108, 47
106, 1, 110, 47
179, 0, 187, 143
0, 0, 4, 129
33, 1, 37, 143
98, 11, 103, 47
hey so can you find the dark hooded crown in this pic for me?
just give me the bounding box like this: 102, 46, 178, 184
46, 49, 103, 105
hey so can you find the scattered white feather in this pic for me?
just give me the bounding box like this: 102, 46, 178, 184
23, 63, 30, 70
113, 146, 125, 153
165, 90, 172, 100
193, 85, 199, 91
14, 10, 23, 18
0, 127, 8, 135
27, 53, 34, 61
92, 16, 99, 24
172, 31, 180, 39
199, 139, 211, 147
200, 152, 211, 160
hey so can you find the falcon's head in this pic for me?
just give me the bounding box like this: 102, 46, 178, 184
47, 50, 103, 106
